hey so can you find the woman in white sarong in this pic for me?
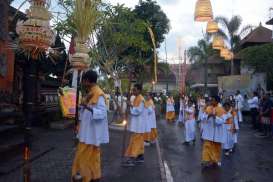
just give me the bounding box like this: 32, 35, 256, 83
222, 102, 238, 156
183, 100, 196, 145
177, 96, 186, 123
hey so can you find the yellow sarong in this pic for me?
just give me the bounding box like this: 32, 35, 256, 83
72, 143, 101, 182
144, 128, 158, 142
150, 128, 158, 141
166, 111, 175, 121
143, 132, 151, 142
202, 140, 222, 163
144, 128, 158, 141
125, 133, 144, 158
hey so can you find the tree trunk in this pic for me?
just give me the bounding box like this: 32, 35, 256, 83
204, 59, 208, 95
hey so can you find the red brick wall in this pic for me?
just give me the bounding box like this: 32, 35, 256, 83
0, 41, 15, 93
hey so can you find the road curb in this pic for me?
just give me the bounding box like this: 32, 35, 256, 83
156, 138, 167, 182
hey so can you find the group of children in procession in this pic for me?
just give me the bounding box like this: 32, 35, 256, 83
71, 69, 245, 181
72, 70, 158, 182
167, 94, 240, 168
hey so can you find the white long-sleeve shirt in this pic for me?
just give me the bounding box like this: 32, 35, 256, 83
201, 112, 229, 143
78, 96, 109, 146
235, 94, 244, 109
248, 96, 259, 109
129, 102, 146, 133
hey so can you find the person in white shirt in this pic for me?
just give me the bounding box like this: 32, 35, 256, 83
72, 70, 109, 182
183, 100, 196, 145
143, 93, 158, 145
177, 95, 186, 123
200, 96, 227, 168
222, 102, 239, 156
166, 96, 176, 122
123, 84, 146, 167
248, 92, 259, 130
235, 90, 244, 123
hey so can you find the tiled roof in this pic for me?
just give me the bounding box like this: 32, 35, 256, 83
240, 25, 272, 46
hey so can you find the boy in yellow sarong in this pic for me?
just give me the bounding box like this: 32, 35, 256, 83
143, 93, 158, 145
166, 96, 175, 122
72, 70, 109, 182
123, 84, 146, 167
200, 96, 227, 169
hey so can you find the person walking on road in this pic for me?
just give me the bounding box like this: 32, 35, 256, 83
259, 94, 273, 137
123, 84, 146, 167
235, 90, 244, 123
143, 93, 158, 145
177, 95, 186, 124
222, 102, 239, 156
248, 92, 260, 130
183, 100, 196, 145
200, 96, 226, 169
166, 96, 176, 123
72, 70, 109, 182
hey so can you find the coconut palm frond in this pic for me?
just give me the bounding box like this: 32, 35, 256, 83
215, 16, 229, 29
228, 15, 242, 35
72, 0, 100, 42
147, 25, 157, 82
240, 24, 254, 38
187, 47, 203, 63
12, 0, 28, 21
231, 35, 241, 52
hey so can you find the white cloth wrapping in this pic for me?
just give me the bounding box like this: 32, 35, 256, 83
222, 112, 240, 148
128, 102, 146, 133
177, 100, 185, 123
78, 96, 109, 146
184, 107, 196, 142
166, 103, 175, 112
143, 106, 152, 133
233, 113, 240, 144
235, 94, 244, 122
248, 96, 259, 109
147, 106, 157, 129
201, 113, 229, 143
222, 124, 234, 149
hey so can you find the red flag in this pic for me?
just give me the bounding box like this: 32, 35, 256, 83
68, 36, 75, 55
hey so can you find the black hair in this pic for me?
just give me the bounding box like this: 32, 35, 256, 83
211, 95, 220, 103
82, 70, 98, 83
223, 102, 231, 107
253, 91, 258, 96
134, 83, 142, 91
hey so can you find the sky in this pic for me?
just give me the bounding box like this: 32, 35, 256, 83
12, 0, 273, 63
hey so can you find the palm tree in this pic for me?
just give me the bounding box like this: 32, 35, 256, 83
188, 36, 214, 94
215, 15, 253, 75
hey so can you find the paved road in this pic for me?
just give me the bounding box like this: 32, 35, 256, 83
158, 119, 273, 182
2, 118, 273, 182
0, 127, 161, 182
